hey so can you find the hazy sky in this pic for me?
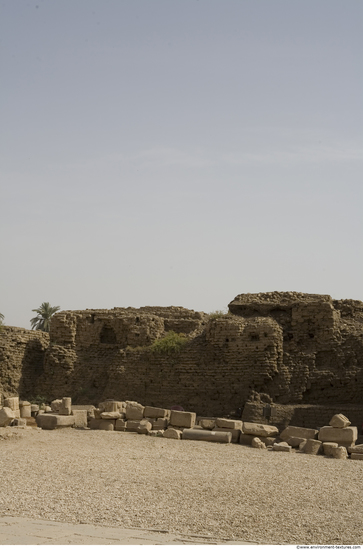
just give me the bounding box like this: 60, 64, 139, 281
1, 0, 362, 329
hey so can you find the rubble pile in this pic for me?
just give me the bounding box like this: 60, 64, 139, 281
1, 396, 361, 461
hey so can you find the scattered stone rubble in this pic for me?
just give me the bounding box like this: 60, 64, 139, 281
2, 395, 360, 462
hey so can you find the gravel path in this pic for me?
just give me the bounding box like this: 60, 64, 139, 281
0, 427, 362, 545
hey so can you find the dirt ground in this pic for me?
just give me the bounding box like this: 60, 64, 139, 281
0, 426, 362, 545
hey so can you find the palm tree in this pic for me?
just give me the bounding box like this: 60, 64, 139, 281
30, 302, 60, 332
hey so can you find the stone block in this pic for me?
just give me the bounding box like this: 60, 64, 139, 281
351, 453, 363, 461
304, 439, 323, 455
280, 426, 318, 441
318, 426, 358, 447
88, 418, 103, 430
163, 427, 182, 439
170, 410, 196, 428
329, 414, 351, 428
0, 407, 16, 427
4, 397, 19, 411
137, 420, 152, 435
20, 404, 32, 418
115, 419, 127, 431
51, 399, 62, 413
152, 418, 168, 430
213, 427, 242, 443
94, 408, 102, 419
199, 418, 216, 430
348, 444, 363, 454
144, 406, 168, 418
103, 401, 120, 413
36, 414, 75, 430
99, 420, 115, 431
72, 410, 88, 428
330, 446, 348, 459
182, 429, 232, 444
251, 437, 266, 449
284, 436, 306, 448
100, 411, 121, 420
125, 401, 145, 420
126, 420, 142, 432
216, 418, 243, 430
243, 422, 279, 438
323, 442, 339, 457
273, 442, 292, 452
299, 440, 307, 452
239, 434, 277, 447
59, 397, 72, 415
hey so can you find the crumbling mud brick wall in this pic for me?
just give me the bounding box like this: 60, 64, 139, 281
1, 293, 362, 418
0, 327, 49, 401
229, 292, 363, 406
35, 292, 363, 416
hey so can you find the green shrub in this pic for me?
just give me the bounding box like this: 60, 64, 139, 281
150, 331, 188, 355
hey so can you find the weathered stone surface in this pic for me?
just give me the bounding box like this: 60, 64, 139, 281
272, 441, 292, 453
350, 453, 363, 460
137, 420, 152, 435
152, 418, 168, 430
330, 446, 348, 459
20, 404, 32, 418
347, 444, 363, 454
239, 433, 277, 446
304, 439, 323, 455
182, 429, 232, 444
125, 420, 142, 432
323, 442, 339, 457
216, 418, 243, 430
273, 442, 292, 452
59, 397, 72, 415
243, 422, 279, 437
125, 402, 144, 420
100, 411, 121, 420
284, 436, 306, 448
280, 426, 318, 441
4, 397, 19, 411
329, 414, 351, 428
251, 437, 266, 449
144, 406, 168, 418
72, 410, 88, 428
0, 407, 16, 427
51, 399, 62, 413
199, 418, 216, 430
163, 427, 182, 439
36, 414, 75, 430
318, 426, 358, 446
115, 419, 127, 431
170, 410, 196, 428
213, 427, 242, 443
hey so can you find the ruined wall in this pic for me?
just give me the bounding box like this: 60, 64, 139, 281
229, 292, 363, 405
0, 326, 49, 402
1, 292, 362, 418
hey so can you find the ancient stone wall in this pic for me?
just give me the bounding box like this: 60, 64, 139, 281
1, 293, 362, 418
0, 326, 49, 402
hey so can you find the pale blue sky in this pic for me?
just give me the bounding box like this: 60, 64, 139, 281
1, 0, 362, 329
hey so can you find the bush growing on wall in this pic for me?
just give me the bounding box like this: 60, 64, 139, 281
150, 331, 188, 355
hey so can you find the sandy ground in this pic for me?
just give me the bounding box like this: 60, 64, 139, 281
0, 426, 362, 545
